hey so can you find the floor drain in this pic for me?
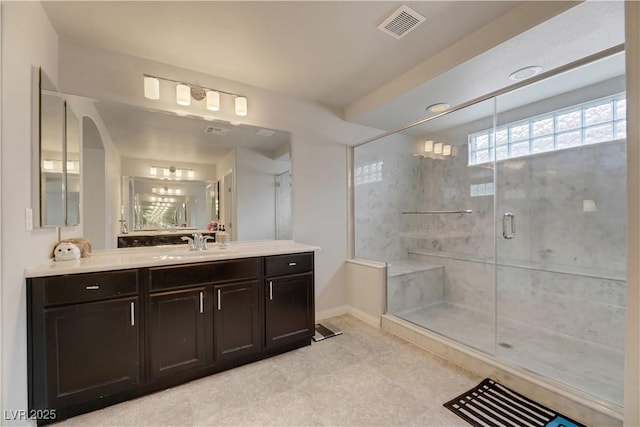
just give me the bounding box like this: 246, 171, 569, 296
498, 342, 513, 349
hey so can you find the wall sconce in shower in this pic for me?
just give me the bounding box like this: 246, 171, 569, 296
143, 74, 248, 116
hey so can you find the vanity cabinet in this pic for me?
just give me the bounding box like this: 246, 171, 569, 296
27, 250, 314, 425
28, 270, 141, 420
264, 253, 315, 349
148, 287, 213, 381
214, 280, 261, 363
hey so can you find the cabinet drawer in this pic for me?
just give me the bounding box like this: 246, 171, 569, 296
265, 253, 313, 277
43, 270, 139, 306
149, 258, 260, 292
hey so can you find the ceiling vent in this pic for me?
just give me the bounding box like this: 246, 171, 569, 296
204, 126, 230, 136
256, 129, 275, 137
377, 5, 425, 39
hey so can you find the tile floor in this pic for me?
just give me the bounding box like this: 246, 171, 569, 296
56, 315, 479, 426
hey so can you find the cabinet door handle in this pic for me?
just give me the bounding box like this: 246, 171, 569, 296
199, 291, 204, 314
130, 301, 135, 326
85, 285, 100, 290
288, 262, 297, 266
217, 289, 221, 311
502, 212, 516, 239
269, 281, 273, 301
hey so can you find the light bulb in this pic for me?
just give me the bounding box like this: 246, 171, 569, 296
206, 91, 220, 111
176, 84, 191, 106
235, 96, 248, 116
144, 76, 160, 100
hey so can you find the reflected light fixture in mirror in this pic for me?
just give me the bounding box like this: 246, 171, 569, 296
149, 165, 195, 179
434, 142, 443, 154
424, 140, 434, 152
143, 74, 248, 116
442, 144, 452, 156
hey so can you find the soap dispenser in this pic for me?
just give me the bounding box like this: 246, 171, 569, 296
217, 225, 230, 249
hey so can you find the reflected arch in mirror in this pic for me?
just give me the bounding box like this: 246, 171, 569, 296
81, 117, 107, 248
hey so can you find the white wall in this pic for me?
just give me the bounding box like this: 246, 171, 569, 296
1, 2, 59, 424
236, 148, 278, 241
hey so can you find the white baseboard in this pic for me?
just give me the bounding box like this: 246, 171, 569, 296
315, 305, 381, 329
346, 306, 381, 328
315, 305, 349, 321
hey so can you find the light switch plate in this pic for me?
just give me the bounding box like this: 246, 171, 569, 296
25, 208, 33, 231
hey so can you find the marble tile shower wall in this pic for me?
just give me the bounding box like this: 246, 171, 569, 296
355, 133, 626, 348
354, 138, 421, 262
495, 140, 626, 275
415, 144, 494, 259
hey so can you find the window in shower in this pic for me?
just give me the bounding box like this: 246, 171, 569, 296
468, 93, 627, 165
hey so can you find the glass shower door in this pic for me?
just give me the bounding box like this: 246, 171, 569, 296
494, 53, 627, 405
372, 98, 498, 355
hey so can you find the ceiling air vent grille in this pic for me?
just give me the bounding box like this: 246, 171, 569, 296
204, 126, 230, 136
377, 5, 425, 39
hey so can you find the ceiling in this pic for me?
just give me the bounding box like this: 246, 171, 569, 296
39, 1, 626, 163
42, 1, 524, 110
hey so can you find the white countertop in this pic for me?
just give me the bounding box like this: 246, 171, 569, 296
25, 240, 320, 278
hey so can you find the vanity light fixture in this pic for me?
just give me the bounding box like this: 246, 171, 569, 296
43, 160, 54, 170
434, 142, 443, 154
424, 140, 434, 152
150, 165, 195, 179
443, 145, 452, 156
151, 187, 182, 195
143, 74, 248, 116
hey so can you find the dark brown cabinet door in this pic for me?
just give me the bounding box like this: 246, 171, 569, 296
44, 297, 141, 407
265, 273, 314, 349
214, 281, 261, 363
148, 287, 212, 380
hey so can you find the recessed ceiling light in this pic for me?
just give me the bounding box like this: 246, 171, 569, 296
509, 66, 543, 81
426, 103, 450, 113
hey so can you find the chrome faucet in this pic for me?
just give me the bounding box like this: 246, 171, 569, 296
181, 232, 214, 251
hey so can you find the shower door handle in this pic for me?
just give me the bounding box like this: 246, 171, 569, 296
502, 212, 515, 239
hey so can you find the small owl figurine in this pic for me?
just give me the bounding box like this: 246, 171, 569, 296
53, 242, 81, 261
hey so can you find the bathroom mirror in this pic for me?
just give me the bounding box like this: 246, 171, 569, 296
34, 68, 82, 228
57, 93, 292, 249
121, 176, 218, 231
